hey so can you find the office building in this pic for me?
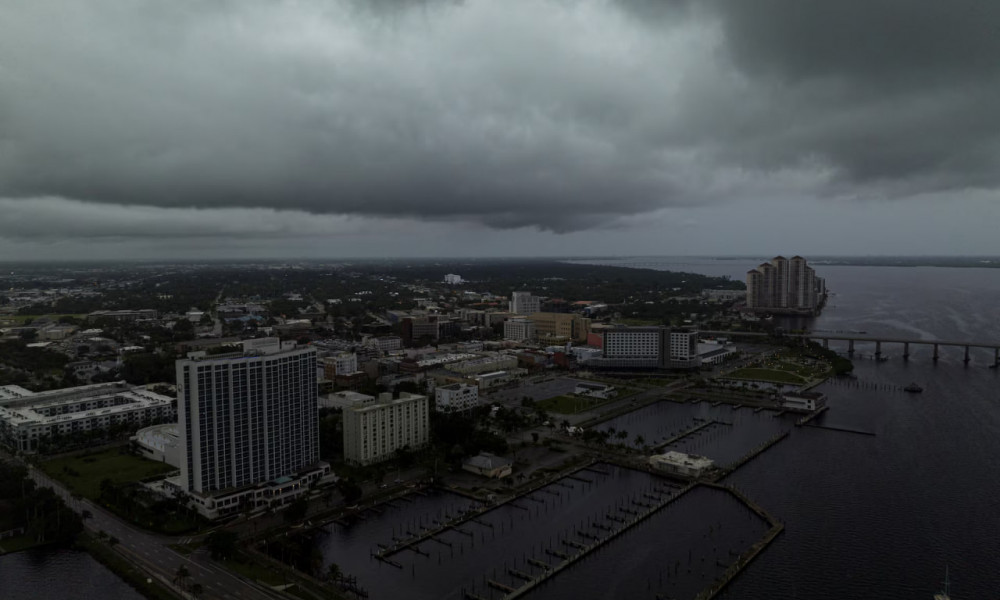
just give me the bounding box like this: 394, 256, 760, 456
504, 318, 536, 342
323, 352, 358, 379
342, 392, 429, 466
746, 256, 825, 314
434, 382, 480, 413
509, 291, 541, 316
528, 312, 591, 342
174, 339, 323, 499
586, 326, 702, 370
0, 382, 175, 453
443, 274, 464, 285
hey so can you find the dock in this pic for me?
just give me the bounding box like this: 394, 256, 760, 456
695, 483, 784, 600
722, 431, 790, 474
794, 405, 830, 426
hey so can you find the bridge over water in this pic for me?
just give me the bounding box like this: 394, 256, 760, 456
701, 331, 1000, 365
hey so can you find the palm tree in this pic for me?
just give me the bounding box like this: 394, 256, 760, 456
328, 562, 342, 583
633, 435, 645, 450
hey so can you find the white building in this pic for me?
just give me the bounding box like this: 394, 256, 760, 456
0, 382, 175, 453
443, 274, 464, 285
132, 423, 181, 467
343, 392, 429, 466
591, 326, 702, 370
170, 340, 328, 518
574, 382, 615, 399
447, 353, 518, 375
782, 391, 827, 412
649, 451, 715, 478
462, 453, 512, 478
504, 318, 536, 342
324, 351, 359, 377
435, 383, 480, 413
509, 291, 541, 316
474, 370, 516, 390
364, 335, 403, 354
669, 330, 700, 365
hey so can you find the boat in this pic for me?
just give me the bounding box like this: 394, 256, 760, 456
904, 382, 924, 393
933, 566, 951, 600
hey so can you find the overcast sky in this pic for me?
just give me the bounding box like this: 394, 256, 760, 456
2, 0, 998, 260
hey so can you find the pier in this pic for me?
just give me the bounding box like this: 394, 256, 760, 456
721, 431, 790, 475
653, 419, 732, 451
804, 424, 876, 436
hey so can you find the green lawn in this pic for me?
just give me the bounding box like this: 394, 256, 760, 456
40, 448, 176, 501
727, 368, 806, 385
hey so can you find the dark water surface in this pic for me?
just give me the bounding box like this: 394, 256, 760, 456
0, 548, 144, 600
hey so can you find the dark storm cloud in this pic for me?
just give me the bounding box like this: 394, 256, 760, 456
695, 0, 1000, 191
0, 0, 998, 241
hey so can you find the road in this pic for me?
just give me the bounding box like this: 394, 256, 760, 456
18, 458, 286, 600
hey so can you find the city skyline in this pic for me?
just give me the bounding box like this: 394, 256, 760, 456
2, 1, 999, 260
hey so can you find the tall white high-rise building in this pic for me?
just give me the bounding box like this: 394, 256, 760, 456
510, 291, 541, 315
176, 339, 319, 495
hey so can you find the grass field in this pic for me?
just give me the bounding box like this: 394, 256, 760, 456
727, 368, 806, 385
40, 448, 176, 501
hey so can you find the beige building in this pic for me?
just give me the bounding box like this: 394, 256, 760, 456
342, 392, 429, 466
746, 255, 824, 314
504, 318, 536, 342
528, 312, 591, 342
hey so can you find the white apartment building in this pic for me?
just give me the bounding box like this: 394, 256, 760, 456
443, 274, 464, 285
509, 291, 541, 316
342, 392, 429, 466
434, 383, 479, 413
0, 382, 176, 453
504, 318, 536, 342
175, 340, 321, 496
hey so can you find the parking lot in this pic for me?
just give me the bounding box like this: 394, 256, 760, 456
483, 376, 596, 406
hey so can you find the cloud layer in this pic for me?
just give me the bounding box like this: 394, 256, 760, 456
1, 0, 998, 245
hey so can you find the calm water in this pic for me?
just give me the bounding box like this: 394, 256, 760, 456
0, 548, 144, 600
316, 466, 767, 600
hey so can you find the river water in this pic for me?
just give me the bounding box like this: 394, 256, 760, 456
0, 547, 143, 600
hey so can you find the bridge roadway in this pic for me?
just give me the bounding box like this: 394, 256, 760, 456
700, 330, 1000, 364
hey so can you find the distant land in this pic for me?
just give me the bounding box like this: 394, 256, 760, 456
2, 255, 1000, 269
